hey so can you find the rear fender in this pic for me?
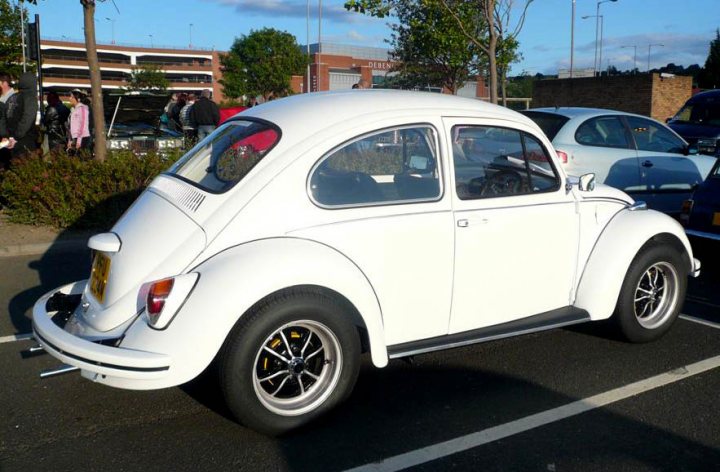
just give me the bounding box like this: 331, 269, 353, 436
120, 237, 387, 387
574, 209, 694, 320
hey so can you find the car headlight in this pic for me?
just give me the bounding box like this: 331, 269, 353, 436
108, 139, 131, 150
157, 138, 183, 149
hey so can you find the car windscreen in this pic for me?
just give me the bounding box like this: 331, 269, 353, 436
519, 111, 570, 141
167, 120, 280, 193
672, 101, 720, 127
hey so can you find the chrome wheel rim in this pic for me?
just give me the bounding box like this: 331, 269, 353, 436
633, 262, 679, 329
252, 320, 342, 417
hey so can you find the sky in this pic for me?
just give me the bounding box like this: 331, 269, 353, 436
27, 0, 720, 76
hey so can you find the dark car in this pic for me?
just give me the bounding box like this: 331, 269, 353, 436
668, 89, 720, 157
680, 157, 720, 241
104, 93, 183, 154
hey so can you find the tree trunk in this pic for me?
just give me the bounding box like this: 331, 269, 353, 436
500, 67, 507, 107
486, 2, 499, 104
82, 0, 106, 162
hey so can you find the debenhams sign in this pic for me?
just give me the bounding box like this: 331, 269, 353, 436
368, 61, 393, 71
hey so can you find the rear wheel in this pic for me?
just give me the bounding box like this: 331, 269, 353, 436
613, 243, 687, 343
219, 290, 360, 435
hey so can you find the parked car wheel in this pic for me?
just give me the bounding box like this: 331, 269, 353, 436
219, 290, 361, 435
613, 243, 687, 343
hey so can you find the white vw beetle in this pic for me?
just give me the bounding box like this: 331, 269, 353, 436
33, 91, 701, 434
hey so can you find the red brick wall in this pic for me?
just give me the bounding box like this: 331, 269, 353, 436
532, 73, 692, 121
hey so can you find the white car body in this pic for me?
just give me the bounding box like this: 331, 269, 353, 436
33, 91, 701, 432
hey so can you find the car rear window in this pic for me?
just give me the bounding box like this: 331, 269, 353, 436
520, 111, 570, 141
168, 120, 280, 193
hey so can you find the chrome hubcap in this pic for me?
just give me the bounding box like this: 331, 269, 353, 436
633, 261, 679, 329
252, 320, 342, 417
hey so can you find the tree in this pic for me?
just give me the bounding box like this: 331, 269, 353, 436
698, 29, 720, 89
384, 1, 483, 94
221, 28, 307, 100
125, 64, 169, 92
81, 0, 106, 162
345, 0, 532, 104
0, 0, 32, 78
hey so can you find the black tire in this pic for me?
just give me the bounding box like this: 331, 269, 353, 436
612, 243, 687, 343
218, 289, 360, 435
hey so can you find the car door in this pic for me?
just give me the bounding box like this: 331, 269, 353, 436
625, 115, 712, 214
567, 115, 642, 193
445, 118, 579, 334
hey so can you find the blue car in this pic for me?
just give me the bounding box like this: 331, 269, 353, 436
681, 158, 720, 241
668, 90, 720, 157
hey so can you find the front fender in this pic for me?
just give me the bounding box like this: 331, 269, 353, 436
574, 208, 694, 320
121, 237, 388, 387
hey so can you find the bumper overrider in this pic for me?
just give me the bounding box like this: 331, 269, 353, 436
32, 281, 171, 387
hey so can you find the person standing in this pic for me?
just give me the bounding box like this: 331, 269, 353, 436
67, 89, 91, 155
190, 89, 220, 141
43, 92, 70, 153
6, 71, 39, 159
179, 93, 197, 147
0, 73, 12, 168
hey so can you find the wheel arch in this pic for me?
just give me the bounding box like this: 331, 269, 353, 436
574, 208, 693, 320
135, 237, 389, 387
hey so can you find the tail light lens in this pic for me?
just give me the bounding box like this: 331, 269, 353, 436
146, 278, 174, 325
679, 199, 694, 226
556, 150, 568, 164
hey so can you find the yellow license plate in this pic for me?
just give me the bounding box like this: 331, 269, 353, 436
713, 212, 720, 226
89, 252, 111, 303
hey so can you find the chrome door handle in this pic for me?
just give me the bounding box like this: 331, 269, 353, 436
457, 218, 488, 228
457, 219, 469, 227
641, 160, 654, 168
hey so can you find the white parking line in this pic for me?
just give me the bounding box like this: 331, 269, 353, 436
345, 354, 720, 472
680, 315, 720, 330
0, 333, 33, 344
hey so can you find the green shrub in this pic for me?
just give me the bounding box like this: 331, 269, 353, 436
0, 150, 182, 229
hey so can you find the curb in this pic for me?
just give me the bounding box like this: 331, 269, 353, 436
0, 238, 89, 257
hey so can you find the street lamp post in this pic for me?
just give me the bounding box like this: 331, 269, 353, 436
647, 44, 664, 72
594, 0, 618, 76
570, 0, 575, 78
105, 17, 115, 44
149, 34, 154, 48
189, 23, 193, 49
583, 15, 604, 76
621, 45, 638, 72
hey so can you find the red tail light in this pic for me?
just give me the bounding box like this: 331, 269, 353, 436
556, 150, 568, 164
679, 199, 693, 226
146, 278, 174, 324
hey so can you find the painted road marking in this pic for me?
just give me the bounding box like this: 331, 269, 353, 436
345, 354, 720, 472
0, 333, 33, 344
680, 314, 720, 330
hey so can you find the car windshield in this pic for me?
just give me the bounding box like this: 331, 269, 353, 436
672, 102, 720, 127
520, 111, 570, 140
168, 120, 280, 193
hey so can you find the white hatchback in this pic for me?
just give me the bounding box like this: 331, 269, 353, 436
33, 91, 701, 434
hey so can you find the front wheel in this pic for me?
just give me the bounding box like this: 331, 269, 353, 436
218, 290, 360, 435
613, 243, 687, 343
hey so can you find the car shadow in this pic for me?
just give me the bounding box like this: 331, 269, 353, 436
4, 191, 140, 335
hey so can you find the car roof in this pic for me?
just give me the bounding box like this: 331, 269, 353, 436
239, 90, 535, 132
686, 89, 720, 102
526, 107, 652, 120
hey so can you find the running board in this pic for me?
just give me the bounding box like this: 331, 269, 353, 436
388, 306, 590, 359
40, 364, 80, 378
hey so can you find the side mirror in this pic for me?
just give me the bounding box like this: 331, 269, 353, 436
579, 173, 596, 192
685, 144, 699, 156
665, 117, 672, 123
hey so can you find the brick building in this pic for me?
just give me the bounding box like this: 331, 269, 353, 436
532, 73, 692, 121
296, 42, 488, 99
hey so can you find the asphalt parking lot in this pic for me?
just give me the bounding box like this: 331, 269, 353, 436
1, 240, 719, 471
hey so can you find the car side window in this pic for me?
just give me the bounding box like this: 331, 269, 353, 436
310, 125, 441, 207
626, 116, 685, 154
452, 125, 560, 199
575, 116, 630, 148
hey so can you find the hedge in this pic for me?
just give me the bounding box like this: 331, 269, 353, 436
0, 150, 182, 229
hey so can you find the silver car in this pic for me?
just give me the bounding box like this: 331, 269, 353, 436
522, 108, 718, 215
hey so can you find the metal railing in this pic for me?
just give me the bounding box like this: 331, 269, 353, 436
42, 35, 215, 52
